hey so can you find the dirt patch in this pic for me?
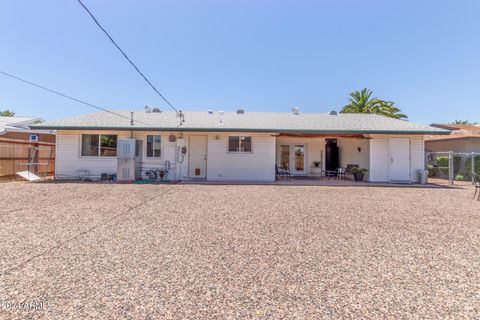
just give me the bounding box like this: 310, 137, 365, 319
1, 182, 479, 318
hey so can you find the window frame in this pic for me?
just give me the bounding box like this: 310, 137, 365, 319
145, 134, 162, 158
80, 133, 118, 158
227, 136, 253, 153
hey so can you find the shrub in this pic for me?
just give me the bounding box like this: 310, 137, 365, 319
465, 155, 480, 179
435, 156, 449, 167
455, 174, 465, 181
427, 164, 436, 177
454, 155, 462, 175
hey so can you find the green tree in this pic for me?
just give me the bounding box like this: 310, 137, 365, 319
0, 110, 15, 116
451, 120, 478, 125
340, 88, 407, 119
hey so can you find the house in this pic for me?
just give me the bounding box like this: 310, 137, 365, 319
0, 116, 56, 178
0, 116, 55, 143
32, 109, 448, 183
426, 124, 480, 153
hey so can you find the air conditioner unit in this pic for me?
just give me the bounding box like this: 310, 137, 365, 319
117, 139, 136, 159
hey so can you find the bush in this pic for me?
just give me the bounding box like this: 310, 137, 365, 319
436, 156, 449, 167
427, 164, 436, 177
454, 155, 462, 175
455, 174, 465, 181
465, 155, 480, 179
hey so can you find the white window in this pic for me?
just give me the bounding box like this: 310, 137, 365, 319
146, 135, 161, 158
81, 134, 117, 157
228, 136, 252, 153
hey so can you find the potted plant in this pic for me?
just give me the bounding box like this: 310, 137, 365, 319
313, 161, 321, 168
352, 167, 368, 182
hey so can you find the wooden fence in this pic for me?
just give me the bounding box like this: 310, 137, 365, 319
0, 138, 55, 179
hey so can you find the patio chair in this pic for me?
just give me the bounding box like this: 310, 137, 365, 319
336, 167, 347, 180
474, 173, 480, 200
275, 164, 291, 181
345, 164, 359, 179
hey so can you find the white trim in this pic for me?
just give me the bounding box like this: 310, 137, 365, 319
227, 135, 253, 153
144, 134, 162, 159
78, 133, 118, 159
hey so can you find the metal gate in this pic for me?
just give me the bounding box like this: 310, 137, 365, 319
426, 151, 480, 185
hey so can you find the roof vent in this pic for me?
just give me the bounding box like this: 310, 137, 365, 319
208, 109, 214, 114
329, 111, 338, 115
292, 107, 300, 115
236, 109, 245, 114
152, 108, 162, 113
145, 105, 152, 113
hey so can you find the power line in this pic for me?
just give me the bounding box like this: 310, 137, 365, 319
0, 69, 155, 127
75, 0, 179, 115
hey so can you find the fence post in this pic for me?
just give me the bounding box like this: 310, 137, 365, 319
448, 151, 454, 185
472, 152, 475, 185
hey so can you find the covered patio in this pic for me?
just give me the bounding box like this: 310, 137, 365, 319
275, 133, 370, 181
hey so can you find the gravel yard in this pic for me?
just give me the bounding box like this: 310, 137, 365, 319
1, 182, 480, 319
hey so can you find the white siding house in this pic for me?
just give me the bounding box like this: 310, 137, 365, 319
34, 110, 447, 183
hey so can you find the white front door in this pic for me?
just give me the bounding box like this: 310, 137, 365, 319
188, 136, 207, 178
390, 138, 411, 182
292, 144, 307, 175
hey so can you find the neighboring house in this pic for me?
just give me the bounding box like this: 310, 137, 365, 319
426, 124, 480, 153
32, 109, 448, 183
0, 116, 55, 143
0, 116, 56, 178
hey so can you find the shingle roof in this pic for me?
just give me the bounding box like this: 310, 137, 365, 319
426, 123, 480, 141
431, 123, 480, 131
33, 110, 449, 135
425, 133, 480, 141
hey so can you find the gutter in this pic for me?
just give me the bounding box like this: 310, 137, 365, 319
30, 125, 450, 135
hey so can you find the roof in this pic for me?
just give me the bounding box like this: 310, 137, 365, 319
426, 133, 480, 142
32, 110, 449, 135
0, 116, 45, 134
426, 123, 480, 142
430, 123, 480, 131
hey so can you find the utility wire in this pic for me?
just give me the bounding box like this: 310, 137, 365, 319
0, 69, 156, 127
75, 0, 179, 115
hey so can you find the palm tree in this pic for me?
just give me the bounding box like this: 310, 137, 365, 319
340, 88, 407, 120
0, 110, 15, 116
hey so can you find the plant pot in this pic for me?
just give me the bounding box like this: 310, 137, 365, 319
353, 172, 365, 182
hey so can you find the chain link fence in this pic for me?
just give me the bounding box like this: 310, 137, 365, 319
426, 151, 480, 185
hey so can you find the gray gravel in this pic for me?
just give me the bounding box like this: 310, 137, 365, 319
1, 182, 480, 319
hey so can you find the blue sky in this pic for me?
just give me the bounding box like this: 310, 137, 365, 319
1, 0, 479, 124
